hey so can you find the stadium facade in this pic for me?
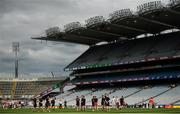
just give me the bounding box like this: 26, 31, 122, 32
33, 0, 180, 107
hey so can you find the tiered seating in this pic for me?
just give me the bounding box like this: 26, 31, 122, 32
125, 86, 170, 105
154, 85, 180, 105
56, 84, 180, 106
72, 71, 180, 84
0, 82, 13, 98
67, 32, 180, 69
0, 78, 62, 99
174, 100, 180, 105
110, 87, 142, 99
56, 90, 73, 99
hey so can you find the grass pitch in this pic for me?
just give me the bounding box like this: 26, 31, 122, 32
0, 108, 180, 114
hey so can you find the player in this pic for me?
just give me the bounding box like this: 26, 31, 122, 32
51, 98, 55, 108
81, 95, 86, 111
149, 97, 155, 109
64, 100, 67, 108
38, 99, 44, 112
94, 96, 98, 111
33, 98, 37, 108
92, 96, 98, 111
105, 94, 110, 112
39, 99, 43, 108
32, 98, 37, 111
76, 96, 80, 111
111, 96, 116, 109
59, 98, 63, 108
101, 95, 105, 111
91, 96, 95, 111
120, 96, 124, 109
45, 97, 50, 112
115, 96, 119, 110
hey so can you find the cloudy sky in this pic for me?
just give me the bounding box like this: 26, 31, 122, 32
0, 0, 169, 78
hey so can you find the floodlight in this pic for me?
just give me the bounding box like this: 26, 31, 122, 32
85, 16, 105, 27
45, 26, 60, 37
109, 9, 132, 22
137, 1, 163, 14
64, 22, 82, 32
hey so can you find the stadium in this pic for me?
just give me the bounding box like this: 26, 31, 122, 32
1, 0, 180, 114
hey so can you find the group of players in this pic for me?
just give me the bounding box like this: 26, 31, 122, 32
75, 94, 125, 111
32, 97, 67, 108
32, 94, 125, 112
32, 97, 58, 112
31, 94, 156, 112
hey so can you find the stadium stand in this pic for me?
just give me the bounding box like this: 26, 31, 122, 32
65, 32, 180, 70
33, 0, 180, 107
70, 71, 180, 84
154, 85, 180, 105
55, 84, 180, 106
0, 77, 67, 100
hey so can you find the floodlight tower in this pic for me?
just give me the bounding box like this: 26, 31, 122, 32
12, 42, 20, 79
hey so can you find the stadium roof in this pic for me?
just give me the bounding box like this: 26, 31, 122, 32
32, 1, 180, 45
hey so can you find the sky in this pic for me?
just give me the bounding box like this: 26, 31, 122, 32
0, 0, 169, 78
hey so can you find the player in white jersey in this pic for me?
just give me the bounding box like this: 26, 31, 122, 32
111, 96, 116, 108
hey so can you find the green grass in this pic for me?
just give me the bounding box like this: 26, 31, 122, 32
0, 108, 180, 114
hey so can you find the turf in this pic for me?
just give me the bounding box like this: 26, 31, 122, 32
0, 108, 180, 113
0, 113, 179, 114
